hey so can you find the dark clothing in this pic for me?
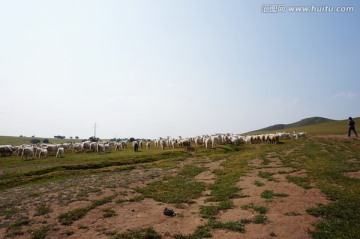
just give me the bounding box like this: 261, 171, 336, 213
348, 119, 358, 137
349, 119, 355, 128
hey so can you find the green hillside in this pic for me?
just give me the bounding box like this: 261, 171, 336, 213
250, 117, 334, 133
252, 117, 359, 136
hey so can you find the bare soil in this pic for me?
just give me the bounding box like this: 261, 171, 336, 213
0, 151, 330, 239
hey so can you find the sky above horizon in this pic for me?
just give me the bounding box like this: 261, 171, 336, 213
1, 0, 359, 139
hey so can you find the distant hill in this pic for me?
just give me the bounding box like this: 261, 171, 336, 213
249, 117, 335, 134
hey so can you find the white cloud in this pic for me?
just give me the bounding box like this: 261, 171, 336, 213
333, 92, 358, 99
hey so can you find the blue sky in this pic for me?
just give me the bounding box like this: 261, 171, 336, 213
0, 0, 359, 139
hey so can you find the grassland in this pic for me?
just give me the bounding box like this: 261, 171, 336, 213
0, 135, 82, 146
252, 117, 359, 135
0, 123, 360, 238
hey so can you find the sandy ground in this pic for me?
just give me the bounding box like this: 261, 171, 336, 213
0, 150, 331, 239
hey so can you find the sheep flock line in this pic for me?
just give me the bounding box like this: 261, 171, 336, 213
0, 132, 307, 159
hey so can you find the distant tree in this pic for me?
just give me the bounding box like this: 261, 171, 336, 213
88, 136, 100, 142
129, 137, 135, 142
75, 136, 79, 139
32, 135, 35, 138
70, 136, 73, 139
54, 135, 65, 139
30, 139, 41, 144
19, 135, 23, 137
42, 139, 50, 144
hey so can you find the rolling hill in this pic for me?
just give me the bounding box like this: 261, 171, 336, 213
248, 116, 358, 136
249, 117, 334, 133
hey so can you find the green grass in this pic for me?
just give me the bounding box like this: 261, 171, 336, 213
252, 117, 359, 135
30, 226, 51, 239
34, 204, 52, 216
283, 137, 360, 238
260, 190, 289, 199
137, 164, 206, 204
254, 180, 265, 187
103, 208, 117, 218
0, 135, 82, 146
284, 211, 301, 216
58, 194, 116, 225
0, 148, 191, 191
1, 132, 360, 239
113, 227, 161, 239
241, 203, 268, 214
286, 175, 312, 189
199, 200, 234, 219
258, 171, 277, 181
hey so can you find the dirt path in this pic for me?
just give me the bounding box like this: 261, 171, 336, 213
213, 153, 330, 239
0, 150, 331, 239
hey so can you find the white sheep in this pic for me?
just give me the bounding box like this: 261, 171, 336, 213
56, 147, 65, 158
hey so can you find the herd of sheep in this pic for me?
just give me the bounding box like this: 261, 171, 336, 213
0, 132, 306, 159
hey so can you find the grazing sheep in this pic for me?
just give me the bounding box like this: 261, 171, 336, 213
21, 147, 34, 160
97, 143, 106, 154
56, 147, 65, 158
72, 143, 82, 153
159, 139, 166, 150
0, 145, 14, 157
211, 136, 219, 148
39, 148, 48, 159
205, 138, 211, 149
115, 142, 123, 151
146, 142, 150, 150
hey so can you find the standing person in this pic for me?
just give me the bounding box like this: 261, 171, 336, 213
348, 117, 358, 137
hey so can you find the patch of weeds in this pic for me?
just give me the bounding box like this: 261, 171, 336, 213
260, 190, 288, 199
128, 195, 145, 202
106, 184, 117, 188
218, 200, 235, 210
30, 226, 51, 239
9, 216, 30, 228
175, 203, 186, 209
113, 227, 161, 239
34, 204, 52, 216
5, 217, 30, 238
200, 205, 218, 219
58, 194, 116, 225
284, 211, 301, 216
270, 231, 277, 237
258, 171, 278, 182
63, 230, 74, 236
262, 158, 271, 165
252, 214, 269, 224
137, 164, 206, 204
200, 200, 234, 218
241, 203, 268, 214
58, 207, 88, 226
178, 164, 206, 178
286, 175, 312, 189
5, 228, 24, 238
254, 180, 265, 187
209, 219, 246, 233
208, 155, 248, 201
116, 199, 126, 204
103, 208, 117, 218
0, 207, 22, 219
28, 192, 41, 198
175, 224, 213, 238
138, 179, 205, 204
